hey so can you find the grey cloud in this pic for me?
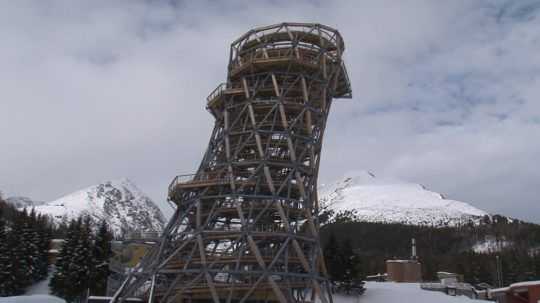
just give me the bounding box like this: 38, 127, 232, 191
1, 0, 539, 222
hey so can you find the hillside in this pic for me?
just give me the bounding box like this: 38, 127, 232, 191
321, 219, 540, 285
5, 196, 44, 209
320, 171, 488, 227
29, 179, 166, 236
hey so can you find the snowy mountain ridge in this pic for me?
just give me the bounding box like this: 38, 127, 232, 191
30, 178, 166, 236
320, 171, 489, 227
5, 196, 45, 208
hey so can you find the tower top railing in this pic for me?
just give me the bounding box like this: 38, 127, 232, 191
229, 23, 345, 66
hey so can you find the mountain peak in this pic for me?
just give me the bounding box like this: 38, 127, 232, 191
106, 177, 136, 187
341, 170, 377, 183
32, 178, 166, 236
320, 172, 489, 227
345, 170, 377, 179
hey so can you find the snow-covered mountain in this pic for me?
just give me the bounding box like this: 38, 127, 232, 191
320, 171, 489, 227
32, 179, 166, 236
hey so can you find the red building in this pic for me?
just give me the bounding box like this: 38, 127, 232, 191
386, 260, 422, 283
489, 281, 540, 303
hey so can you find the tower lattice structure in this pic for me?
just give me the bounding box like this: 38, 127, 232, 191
111, 22, 351, 303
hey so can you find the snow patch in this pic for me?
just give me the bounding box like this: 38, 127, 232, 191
472, 237, 512, 253
345, 282, 485, 303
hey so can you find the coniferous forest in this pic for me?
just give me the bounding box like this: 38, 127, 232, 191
48, 217, 113, 302
0, 194, 113, 302
321, 215, 540, 286
0, 196, 52, 296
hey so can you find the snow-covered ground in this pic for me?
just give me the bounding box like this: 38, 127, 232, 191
0, 267, 66, 303
349, 282, 483, 303
1, 282, 483, 303
0, 295, 65, 303
24, 268, 53, 296
320, 171, 488, 227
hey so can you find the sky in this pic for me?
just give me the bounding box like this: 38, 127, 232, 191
1, 0, 539, 222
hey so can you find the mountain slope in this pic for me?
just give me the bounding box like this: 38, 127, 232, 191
33, 179, 166, 236
320, 171, 488, 227
5, 196, 44, 208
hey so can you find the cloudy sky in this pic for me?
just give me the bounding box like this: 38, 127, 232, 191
1, 0, 539, 222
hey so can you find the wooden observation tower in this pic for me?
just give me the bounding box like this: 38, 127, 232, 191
111, 22, 351, 303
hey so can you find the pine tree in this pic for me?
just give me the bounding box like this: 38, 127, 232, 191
10, 209, 32, 294
65, 217, 93, 302
36, 214, 52, 280
324, 232, 344, 281
21, 209, 40, 283
0, 206, 4, 241
0, 206, 11, 296
50, 216, 96, 302
50, 218, 81, 300
0, 231, 19, 296
0, 201, 22, 297
90, 220, 113, 296
341, 239, 359, 283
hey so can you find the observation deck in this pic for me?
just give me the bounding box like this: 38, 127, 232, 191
168, 171, 306, 204
168, 173, 230, 200
206, 23, 352, 112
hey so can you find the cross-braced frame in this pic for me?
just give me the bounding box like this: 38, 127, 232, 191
111, 22, 351, 303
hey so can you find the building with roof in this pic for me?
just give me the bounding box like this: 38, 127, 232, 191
386, 260, 422, 283
488, 281, 540, 303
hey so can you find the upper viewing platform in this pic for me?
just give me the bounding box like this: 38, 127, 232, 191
224, 22, 352, 98
231, 23, 344, 57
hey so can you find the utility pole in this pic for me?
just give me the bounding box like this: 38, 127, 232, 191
496, 255, 504, 287
411, 238, 417, 260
